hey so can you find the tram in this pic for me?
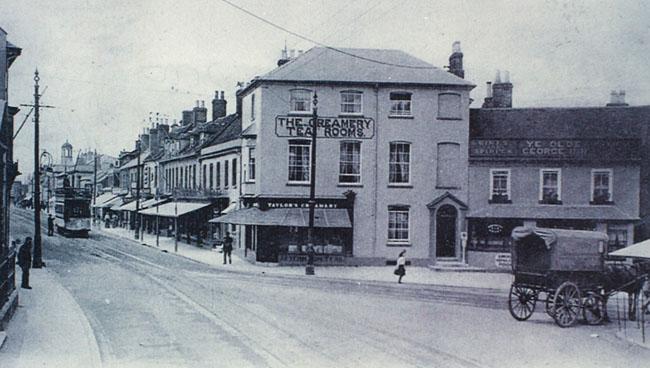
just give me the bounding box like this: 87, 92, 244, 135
54, 187, 92, 237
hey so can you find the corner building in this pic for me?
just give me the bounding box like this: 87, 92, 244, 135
224, 46, 475, 265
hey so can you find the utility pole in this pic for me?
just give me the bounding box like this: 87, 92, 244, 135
92, 149, 97, 225
305, 93, 318, 276
134, 140, 141, 240
21, 70, 54, 269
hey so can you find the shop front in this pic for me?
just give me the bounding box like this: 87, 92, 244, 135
212, 196, 354, 265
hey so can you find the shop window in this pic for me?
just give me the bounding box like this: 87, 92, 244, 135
339, 141, 361, 184
591, 169, 612, 204
340, 91, 363, 115
388, 206, 410, 243
539, 169, 561, 204
389, 92, 412, 116
468, 219, 523, 252
288, 140, 311, 183
436, 143, 460, 188
389, 142, 410, 185
290, 89, 312, 113
438, 93, 461, 119
489, 169, 511, 203
607, 224, 628, 251
248, 147, 256, 182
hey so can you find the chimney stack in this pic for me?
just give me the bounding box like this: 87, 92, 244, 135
448, 41, 465, 79
483, 70, 513, 108
193, 99, 208, 124
212, 89, 227, 120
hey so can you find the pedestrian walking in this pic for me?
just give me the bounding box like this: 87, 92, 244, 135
17, 237, 33, 289
223, 232, 233, 264
47, 214, 54, 236
394, 250, 406, 283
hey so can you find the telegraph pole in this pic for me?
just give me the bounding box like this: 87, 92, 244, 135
92, 149, 97, 225
134, 140, 141, 240
21, 70, 54, 269
305, 93, 318, 276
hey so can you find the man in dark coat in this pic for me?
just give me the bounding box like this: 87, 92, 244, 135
223, 232, 233, 264
18, 237, 33, 289
47, 214, 54, 236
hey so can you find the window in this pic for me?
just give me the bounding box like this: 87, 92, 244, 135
607, 224, 628, 251
288, 140, 311, 183
202, 165, 207, 189
436, 143, 460, 188
490, 169, 511, 203
592, 169, 612, 204
438, 93, 462, 119
209, 163, 214, 190
250, 93, 256, 120
248, 148, 256, 181
216, 162, 221, 189
192, 165, 196, 189
339, 141, 361, 184
540, 169, 561, 203
390, 92, 412, 116
340, 91, 362, 115
290, 89, 311, 113
224, 160, 229, 187
388, 206, 410, 243
232, 158, 237, 187
389, 142, 410, 184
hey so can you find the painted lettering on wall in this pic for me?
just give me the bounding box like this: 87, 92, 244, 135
495, 253, 512, 268
469, 139, 640, 161
275, 116, 375, 139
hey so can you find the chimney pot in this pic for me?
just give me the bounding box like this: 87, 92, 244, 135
495, 70, 502, 84
452, 41, 461, 53
220, 91, 225, 100
504, 70, 510, 83
215, 90, 219, 98
486, 81, 493, 98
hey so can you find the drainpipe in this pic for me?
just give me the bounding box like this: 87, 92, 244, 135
373, 84, 380, 259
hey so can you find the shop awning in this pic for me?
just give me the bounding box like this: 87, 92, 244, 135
210, 207, 352, 228
97, 196, 123, 209
467, 205, 638, 221
139, 201, 211, 218
139, 197, 168, 209
609, 239, 650, 259
117, 198, 167, 212
117, 200, 139, 212
220, 202, 238, 214
92, 193, 118, 207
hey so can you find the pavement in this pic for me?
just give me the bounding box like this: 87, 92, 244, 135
0, 267, 102, 368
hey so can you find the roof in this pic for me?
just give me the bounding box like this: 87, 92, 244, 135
470, 105, 650, 139
210, 207, 352, 228
203, 114, 241, 147
241, 123, 258, 138
242, 47, 474, 93
139, 201, 211, 217
467, 204, 638, 221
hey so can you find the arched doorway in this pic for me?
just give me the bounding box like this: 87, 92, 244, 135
436, 205, 457, 258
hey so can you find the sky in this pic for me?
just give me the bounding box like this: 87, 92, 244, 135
2, 0, 649, 180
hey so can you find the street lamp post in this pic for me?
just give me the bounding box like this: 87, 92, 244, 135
39, 151, 53, 214
306, 93, 318, 276
134, 140, 141, 240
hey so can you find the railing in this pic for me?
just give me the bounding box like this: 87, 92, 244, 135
0, 250, 16, 311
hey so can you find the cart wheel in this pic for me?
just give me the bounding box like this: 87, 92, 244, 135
582, 292, 604, 325
553, 281, 581, 328
545, 292, 555, 317
508, 284, 537, 321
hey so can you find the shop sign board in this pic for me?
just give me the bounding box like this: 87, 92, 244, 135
470, 139, 640, 161
275, 116, 375, 139
495, 253, 512, 268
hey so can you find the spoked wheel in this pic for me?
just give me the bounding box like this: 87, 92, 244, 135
545, 292, 555, 317
553, 281, 582, 328
508, 284, 537, 321
582, 292, 605, 325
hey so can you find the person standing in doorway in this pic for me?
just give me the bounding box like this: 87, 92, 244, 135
223, 232, 233, 264
47, 214, 54, 236
395, 250, 406, 284
18, 237, 33, 289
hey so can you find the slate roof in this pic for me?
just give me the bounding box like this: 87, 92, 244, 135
204, 114, 241, 147
467, 204, 638, 221
243, 47, 474, 92
470, 105, 650, 139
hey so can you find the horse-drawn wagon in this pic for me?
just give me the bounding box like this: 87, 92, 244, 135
508, 227, 649, 327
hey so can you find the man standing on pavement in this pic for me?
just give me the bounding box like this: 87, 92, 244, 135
18, 237, 33, 289
47, 214, 54, 236
223, 232, 233, 264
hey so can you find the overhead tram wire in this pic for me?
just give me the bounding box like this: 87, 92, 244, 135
218, 0, 436, 70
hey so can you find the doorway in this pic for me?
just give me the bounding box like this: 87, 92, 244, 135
436, 205, 457, 258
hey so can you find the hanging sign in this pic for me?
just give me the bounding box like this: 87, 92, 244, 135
275, 116, 375, 139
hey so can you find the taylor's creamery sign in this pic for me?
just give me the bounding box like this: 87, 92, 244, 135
276, 116, 375, 139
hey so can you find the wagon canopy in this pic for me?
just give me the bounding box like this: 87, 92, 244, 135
511, 227, 557, 249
